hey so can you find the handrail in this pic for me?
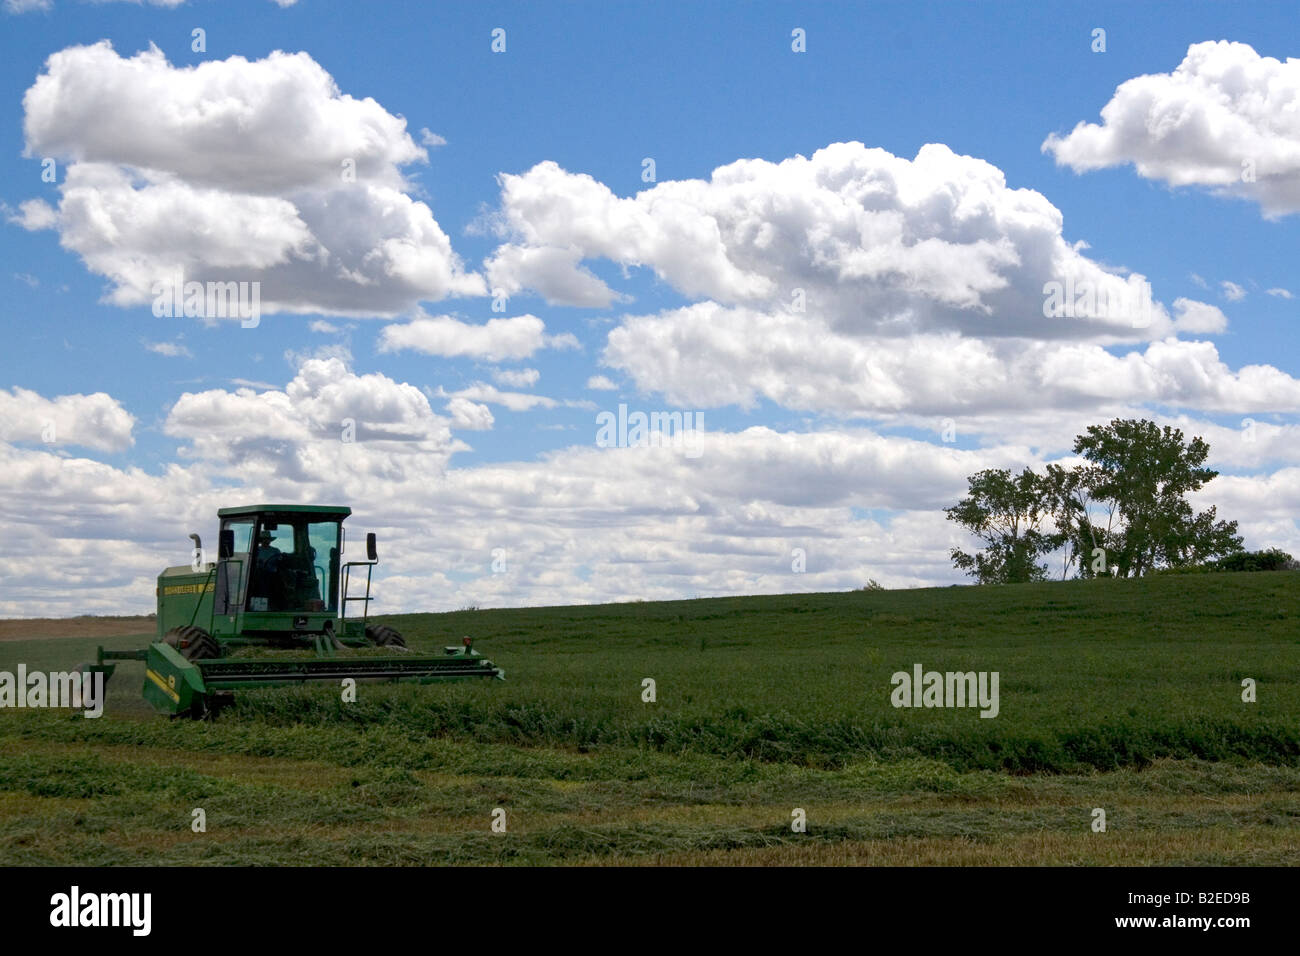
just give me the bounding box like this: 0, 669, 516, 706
191, 564, 217, 629
340, 559, 376, 628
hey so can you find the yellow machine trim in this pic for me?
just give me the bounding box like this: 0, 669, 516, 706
146, 668, 181, 703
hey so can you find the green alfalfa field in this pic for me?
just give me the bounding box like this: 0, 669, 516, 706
1, 571, 1298, 865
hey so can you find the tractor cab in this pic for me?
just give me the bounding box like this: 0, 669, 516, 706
221, 508, 342, 614
210, 505, 367, 644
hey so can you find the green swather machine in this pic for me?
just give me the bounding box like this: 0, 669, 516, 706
88, 504, 503, 717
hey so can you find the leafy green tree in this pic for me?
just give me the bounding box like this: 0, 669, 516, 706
945, 468, 1064, 584
1072, 418, 1241, 576
949, 419, 1244, 583
1043, 462, 1117, 579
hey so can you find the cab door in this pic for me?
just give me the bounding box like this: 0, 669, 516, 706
213, 517, 253, 625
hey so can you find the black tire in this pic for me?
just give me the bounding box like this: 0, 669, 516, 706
364, 623, 406, 648
163, 625, 221, 661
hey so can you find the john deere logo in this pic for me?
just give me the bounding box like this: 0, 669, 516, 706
162, 582, 213, 597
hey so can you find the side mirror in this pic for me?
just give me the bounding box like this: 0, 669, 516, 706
219, 529, 235, 559
366, 533, 378, 562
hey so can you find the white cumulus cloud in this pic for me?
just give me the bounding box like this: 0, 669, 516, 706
0, 387, 135, 452
1171, 298, 1228, 334
1044, 40, 1300, 218
445, 397, 495, 431
165, 357, 465, 479
487, 142, 1176, 342
378, 313, 554, 361
17, 42, 483, 317
603, 303, 1300, 418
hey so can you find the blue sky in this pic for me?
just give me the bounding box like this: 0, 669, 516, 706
2, 0, 1298, 616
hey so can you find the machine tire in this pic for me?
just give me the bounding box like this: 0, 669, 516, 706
364, 624, 406, 649
163, 625, 221, 661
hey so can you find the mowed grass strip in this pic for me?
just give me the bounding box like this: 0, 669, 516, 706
1, 737, 1297, 864
5, 799, 1298, 866
629, 830, 1300, 866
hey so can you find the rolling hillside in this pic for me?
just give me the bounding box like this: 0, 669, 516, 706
1, 572, 1297, 865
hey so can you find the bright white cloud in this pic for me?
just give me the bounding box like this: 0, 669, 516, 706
1221, 280, 1247, 302
6, 198, 57, 230
1165, 416, 1300, 470
487, 142, 1175, 342
1171, 297, 1228, 334
24, 42, 422, 193
17, 42, 483, 316
0, 387, 135, 452
487, 243, 628, 308
445, 397, 494, 431
491, 367, 540, 388
604, 303, 1300, 418
378, 313, 554, 361
165, 357, 465, 480
1044, 40, 1300, 218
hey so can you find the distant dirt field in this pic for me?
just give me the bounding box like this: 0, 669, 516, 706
0, 616, 154, 642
